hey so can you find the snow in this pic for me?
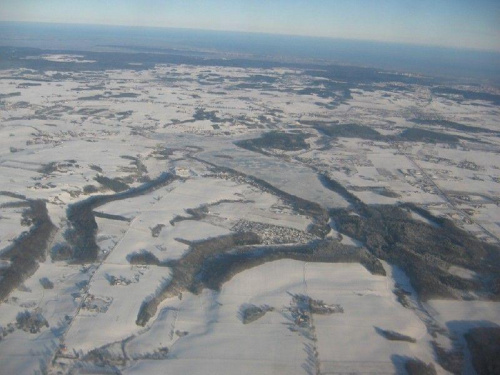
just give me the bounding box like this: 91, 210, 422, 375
0, 54, 498, 374
124, 260, 437, 375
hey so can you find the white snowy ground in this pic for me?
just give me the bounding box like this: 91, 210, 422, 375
426, 300, 500, 375
124, 260, 437, 375
0, 62, 499, 374
61, 174, 315, 354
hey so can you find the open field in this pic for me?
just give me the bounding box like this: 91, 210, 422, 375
0, 46, 499, 374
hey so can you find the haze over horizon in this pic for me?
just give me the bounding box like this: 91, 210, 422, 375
1, 0, 499, 52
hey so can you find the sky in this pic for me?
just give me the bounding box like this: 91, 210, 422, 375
0, 0, 499, 52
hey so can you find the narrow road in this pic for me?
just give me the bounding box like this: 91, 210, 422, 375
303, 262, 322, 375
404, 153, 499, 242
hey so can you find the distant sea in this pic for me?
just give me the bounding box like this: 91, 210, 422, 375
0, 21, 499, 81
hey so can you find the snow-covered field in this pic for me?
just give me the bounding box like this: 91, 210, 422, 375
0, 54, 499, 374
125, 260, 436, 375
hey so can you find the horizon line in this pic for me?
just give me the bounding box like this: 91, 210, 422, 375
2, 19, 500, 55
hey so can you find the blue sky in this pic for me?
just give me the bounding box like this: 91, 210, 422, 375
0, 0, 499, 51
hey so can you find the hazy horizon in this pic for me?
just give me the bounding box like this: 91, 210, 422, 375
1, 21, 499, 81
1, 0, 499, 52
2, 19, 499, 54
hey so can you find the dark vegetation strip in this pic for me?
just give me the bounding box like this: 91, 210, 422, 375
136, 232, 261, 326
307, 122, 473, 144
93, 211, 132, 222
191, 157, 331, 237
236, 131, 311, 152
230, 133, 500, 300
0, 191, 27, 200
135, 233, 384, 326
400, 128, 460, 144
66, 173, 179, 262
465, 327, 500, 375
431, 87, 500, 106
320, 172, 500, 371
0, 201, 31, 209
318, 174, 500, 300
410, 119, 500, 135
128, 251, 160, 265
196, 240, 385, 292
94, 175, 130, 193
332, 204, 500, 300
404, 359, 437, 375
375, 327, 417, 343
313, 123, 383, 141
169, 199, 252, 226
318, 173, 363, 208
0, 199, 56, 301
